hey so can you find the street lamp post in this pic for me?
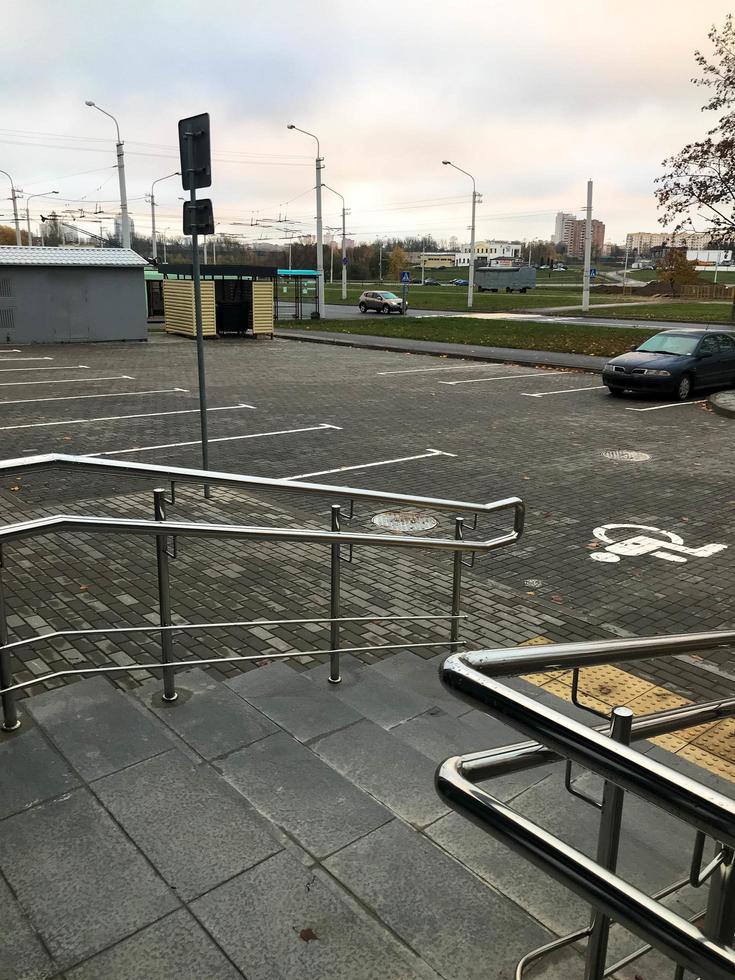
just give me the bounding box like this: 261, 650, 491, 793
25, 191, 58, 245
443, 160, 479, 309
287, 124, 324, 316
149, 171, 178, 262
323, 184, 348, 300
0, 170, 22, 245
85, 101, 130, 248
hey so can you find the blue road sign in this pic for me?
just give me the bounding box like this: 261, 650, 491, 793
400, 270, 411, 283
590, 267, 597, 278
342, 256, 348, 266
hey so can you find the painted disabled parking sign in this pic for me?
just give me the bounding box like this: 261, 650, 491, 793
589, 523, 727, 564
400, 271, 411, 284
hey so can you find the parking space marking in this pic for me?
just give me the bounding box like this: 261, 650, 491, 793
625, 400, 707, 413
0, 356, 53, 362
439, 372, 562, 387
284, 447, 457, 481
0, 375, 133, 388
522, 385, 606, 398
0, 365, 89, 374
87, 423, 342, 458
378, 364, 531, 376
0, 403, 255, 432
0, 387, 188, 407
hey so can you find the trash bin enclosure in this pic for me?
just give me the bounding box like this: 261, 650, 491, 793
160, 264, 276, 338
0, 246, 148, 345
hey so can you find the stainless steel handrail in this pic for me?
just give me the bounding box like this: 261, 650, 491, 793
436, 635, 735, 980
0, 453, 525, 535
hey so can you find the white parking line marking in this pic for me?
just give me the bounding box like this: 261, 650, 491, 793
0, 403, 255, 432
0, 375, 133, 388
439, 372, 561, 387
378, 364, 527, 376
522, 386, 606, 398
284, 448, 456, 481
0, 357, 53, 362
0, 388, 188, 407
625, 400, 707, 412
87, 423, 341, 458
0, 365, 89, 374
0, 349, 22, 353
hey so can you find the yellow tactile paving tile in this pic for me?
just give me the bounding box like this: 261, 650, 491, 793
517, 637, 734, 783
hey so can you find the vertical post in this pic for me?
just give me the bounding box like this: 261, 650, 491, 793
10, 185, 21, 246
450, 518, 464, 651
315, 154, 325, 317
468, 184, 476, 309
153, 490, 177, 702
583, 706, 633, 980
116, 141, 131, 248
330, 240, 334, 283
702, 847, 735, 949
25, 205, 32, 246
163, 236, 167, 263
150, 192, 157, 261
186, 130, 210, 497
329, 504, 341, 684
582, 178, 593, 312
341, 204, 347, 301
0, 546, 20, 731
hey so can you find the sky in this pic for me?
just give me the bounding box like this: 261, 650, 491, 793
1, 0, 732, 248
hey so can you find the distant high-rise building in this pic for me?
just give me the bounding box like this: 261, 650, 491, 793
564, 219, 605, 260
553, 212, 575, 244
114, 213, 135, 244
625, 230, 712, 256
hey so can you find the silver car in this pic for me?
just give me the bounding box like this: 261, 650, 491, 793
358, 290, 407, 314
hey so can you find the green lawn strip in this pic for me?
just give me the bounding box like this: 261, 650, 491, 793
571, 302, 734, 323
277, 317, 656, 358
323, 285, 614, 312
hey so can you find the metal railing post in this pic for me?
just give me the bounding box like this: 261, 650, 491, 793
153, 489, 177, 702
0, 546, 20, 731
703, 846, 735, 949
329, 504, 341, 684
583, 705, 633, 980
450, 517, 463, 651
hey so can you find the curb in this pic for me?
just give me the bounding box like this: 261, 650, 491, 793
709, 391, 735, 419
275, 329, 604, 374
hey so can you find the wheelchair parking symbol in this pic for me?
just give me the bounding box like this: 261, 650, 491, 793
589, 523, 727, 564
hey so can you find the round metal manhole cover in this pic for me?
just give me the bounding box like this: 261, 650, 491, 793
372, 510, 438, 533
600, 450, 651, 462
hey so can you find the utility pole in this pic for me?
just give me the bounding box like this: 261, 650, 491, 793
582, 179, 593, 312
149, 171, 178, 262
323, 185, 348, 300
25, 191, 58, 245
288, 125, 325, 316
86, 101, 130, 248
443, 160, 479, 308
0, 170, 22, 245
379, 243, 383, 282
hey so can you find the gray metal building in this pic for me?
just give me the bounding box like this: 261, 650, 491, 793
0, 247, 148, 345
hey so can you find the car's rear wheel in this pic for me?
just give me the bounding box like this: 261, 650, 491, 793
675, 374, 692, 401
359, 302, 367, 313
382, 304, 390, 314
608, 387, 623, 397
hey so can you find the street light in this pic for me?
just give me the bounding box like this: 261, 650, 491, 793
323, 184, 348, 301
148, 171, 178, 262
85, 100, 130, 248
0, 170, 22, 245
443, 160, 479, 309
25, 191, 58, 246
287, 124, 325, 317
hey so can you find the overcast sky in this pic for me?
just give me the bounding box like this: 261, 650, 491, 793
2, 0, 732, 247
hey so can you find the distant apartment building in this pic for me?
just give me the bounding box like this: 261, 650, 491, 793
454, 240, 522, 266
553, 212, 576, 244
625, 230, 712, 256
564, 219, 605, 259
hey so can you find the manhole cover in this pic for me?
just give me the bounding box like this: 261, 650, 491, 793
600, 450, 651, 462
372, 510, 438, 533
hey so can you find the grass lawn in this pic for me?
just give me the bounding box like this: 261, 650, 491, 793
577, 302, 735, 323
697, 270, 735, 284
324, 284, 619, 313
277, 317, 656, 358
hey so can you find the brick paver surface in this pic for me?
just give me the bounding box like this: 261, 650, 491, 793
0, 333, 733, 710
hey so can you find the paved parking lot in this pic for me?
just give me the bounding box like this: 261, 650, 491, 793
0, 333, 733, 716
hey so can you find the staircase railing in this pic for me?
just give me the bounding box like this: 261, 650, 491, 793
0, 455, 524, 731
436, 635, 735, 980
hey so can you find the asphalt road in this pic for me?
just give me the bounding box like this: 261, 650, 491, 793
0, 334, 732, 706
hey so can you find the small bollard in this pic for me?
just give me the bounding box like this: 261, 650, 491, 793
329, 504, 341, 684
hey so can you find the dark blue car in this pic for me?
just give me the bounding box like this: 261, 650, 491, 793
602, 328, 735, 401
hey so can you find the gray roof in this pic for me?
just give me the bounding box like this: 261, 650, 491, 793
0, 247, 148, 268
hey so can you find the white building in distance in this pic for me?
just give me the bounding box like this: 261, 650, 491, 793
553, 212, 575, 244
454, 240, 522, 266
